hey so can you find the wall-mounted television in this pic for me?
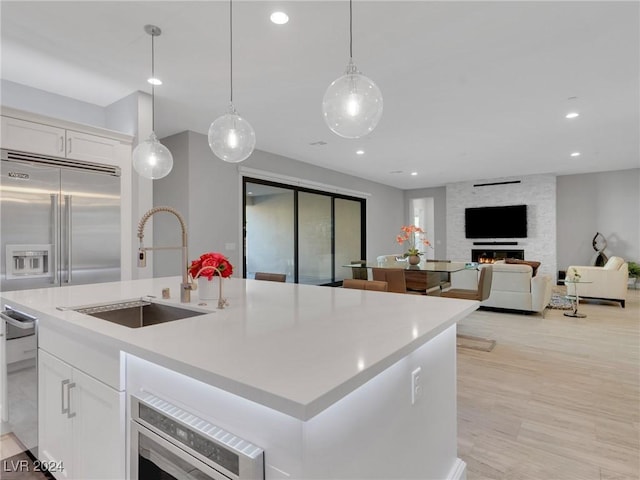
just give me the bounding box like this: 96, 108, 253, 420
465, 205, 528, 238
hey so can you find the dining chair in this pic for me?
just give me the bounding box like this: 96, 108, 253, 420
441, 265, 496, 351
342, 279, 388, 292
376, 254, 400, 264
254, 272, 286, 282
441, 265, 493, 301
371, 268, 407, 293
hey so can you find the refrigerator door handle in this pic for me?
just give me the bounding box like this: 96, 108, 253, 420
64, 195, 72, 284
50, 194, 60, 285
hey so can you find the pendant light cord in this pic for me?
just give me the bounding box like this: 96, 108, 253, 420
230, 0, 234, 104
349, 0, 353, 60
151, 31, 156, 132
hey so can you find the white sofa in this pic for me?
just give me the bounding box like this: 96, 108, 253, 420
566, 256, 629, 307
450, 261, 553, 315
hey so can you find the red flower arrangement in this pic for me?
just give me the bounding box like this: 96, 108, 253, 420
189, 252, 233, 280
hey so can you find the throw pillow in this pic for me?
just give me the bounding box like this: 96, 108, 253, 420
603, 256, 624, 270
504, 258, 541, 276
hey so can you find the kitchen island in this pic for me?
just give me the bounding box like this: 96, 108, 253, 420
1, 276, 478, 479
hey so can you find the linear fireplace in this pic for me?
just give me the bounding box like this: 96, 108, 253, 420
472, 249, 525, 264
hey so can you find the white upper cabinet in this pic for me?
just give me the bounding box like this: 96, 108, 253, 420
1, 116, 65, 156
65, 130, 120, 164
1, 116, 123, 165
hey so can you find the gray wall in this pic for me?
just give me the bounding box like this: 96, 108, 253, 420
557, 168, 640, 269
404, 187, 447, 260
152, 131, 191, 277
1, 79, 107, 128
242, 149, 405, 261
153, 131, 405, 277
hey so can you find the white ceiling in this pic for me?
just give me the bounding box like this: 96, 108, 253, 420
1, 1, 638, 189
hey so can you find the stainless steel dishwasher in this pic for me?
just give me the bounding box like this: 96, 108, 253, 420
0, 305, 38, 457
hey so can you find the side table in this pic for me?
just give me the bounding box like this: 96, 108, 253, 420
562, 279, 593, 318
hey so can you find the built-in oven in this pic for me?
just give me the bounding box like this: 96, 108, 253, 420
130, 392, 265, 480
0, 306, 38, 456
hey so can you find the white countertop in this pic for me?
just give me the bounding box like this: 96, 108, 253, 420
1, 276, 478, 420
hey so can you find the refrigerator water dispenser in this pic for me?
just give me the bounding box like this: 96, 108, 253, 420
6, 244, 52, 279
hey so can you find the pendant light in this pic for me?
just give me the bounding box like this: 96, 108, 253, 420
132, 24, 174, 180
208, 0, 256, 163
322, 0, 383, 139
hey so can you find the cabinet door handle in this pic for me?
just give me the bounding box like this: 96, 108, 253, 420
61, 379, 70, 415
67, 137, 72, 154
67, 382, 76, 419
59, 136, 65, 153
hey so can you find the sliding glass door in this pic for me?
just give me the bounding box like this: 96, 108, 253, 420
244, 183, 295, 281
298, 192, 332, 284
243, 177, 365, 285
334, 198, 364, 282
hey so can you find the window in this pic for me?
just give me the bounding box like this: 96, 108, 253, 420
243, 177, 366, 285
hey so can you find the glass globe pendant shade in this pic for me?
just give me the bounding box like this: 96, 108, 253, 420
208, 104, 256, 163
322, 60, 383, 139
132, 132, 174, 179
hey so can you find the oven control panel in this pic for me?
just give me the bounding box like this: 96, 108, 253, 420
132, 393, 264, 480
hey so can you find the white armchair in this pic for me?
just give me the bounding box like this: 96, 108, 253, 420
566, 256, 629, 307
449, 261, 552, 315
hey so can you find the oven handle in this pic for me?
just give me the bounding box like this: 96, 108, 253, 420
0, 311, 36, 330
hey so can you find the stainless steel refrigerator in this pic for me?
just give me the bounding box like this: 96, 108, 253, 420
1, 149, 121, 291
1, 149, 121, 460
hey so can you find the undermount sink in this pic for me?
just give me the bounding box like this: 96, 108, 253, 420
73, 300, 207, 328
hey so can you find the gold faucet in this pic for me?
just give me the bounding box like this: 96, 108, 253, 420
137, 206, 194, 303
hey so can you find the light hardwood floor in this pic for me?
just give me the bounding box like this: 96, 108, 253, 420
0, 432, 25, 459
457, 287, 640, 480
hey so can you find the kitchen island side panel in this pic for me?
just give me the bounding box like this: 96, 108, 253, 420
126, 325, 461, 479
301, 325, 458, 479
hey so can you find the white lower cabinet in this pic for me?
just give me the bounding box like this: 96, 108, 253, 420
38, 349, 124, 480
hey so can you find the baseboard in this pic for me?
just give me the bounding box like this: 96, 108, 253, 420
448, 458, 467, 480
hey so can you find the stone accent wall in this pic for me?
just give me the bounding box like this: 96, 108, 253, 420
446, 175, 557, 279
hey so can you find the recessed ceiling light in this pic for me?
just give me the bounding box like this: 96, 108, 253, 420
565, 112, 579, 119
410, 172, 418, 176
356, 149, 365, 155
147, 77, 162, 86
570, 152, 581, 157
270, 11, 289, 24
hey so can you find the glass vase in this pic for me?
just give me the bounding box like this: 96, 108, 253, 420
197, 276, 217, 300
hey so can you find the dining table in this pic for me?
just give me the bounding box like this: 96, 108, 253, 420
343, 259, 476, 293
343, 259, 472, 273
